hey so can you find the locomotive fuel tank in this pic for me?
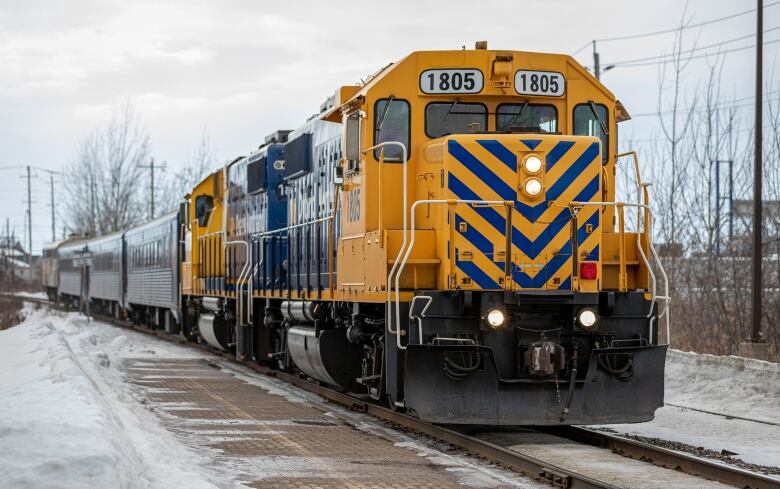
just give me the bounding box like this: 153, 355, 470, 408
198, 297, 233, 351
283, 300, 363, 391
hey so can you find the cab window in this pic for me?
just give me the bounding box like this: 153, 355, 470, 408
425, 102, 487, 138
496, 104, 557, 133
573, 103, 609, 163
373, 98, 410, 162
195, 195, 214, 227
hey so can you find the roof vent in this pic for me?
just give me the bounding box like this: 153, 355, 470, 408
475, 41, 488, 50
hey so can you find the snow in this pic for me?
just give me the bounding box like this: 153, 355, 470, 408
588, 348, 780, 472
0, 305, 538, 488
0, 305, 231, 489
665, 349, 780, 424
15, 291, 48, 300
3, 303, 778, 488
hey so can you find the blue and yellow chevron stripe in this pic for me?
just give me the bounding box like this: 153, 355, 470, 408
445, 134, 602, 291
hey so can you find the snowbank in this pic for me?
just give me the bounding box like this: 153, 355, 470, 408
590, 348, 780, 470
15, 291, 48, 300
0, 306, 227, 489
666, 348, 780, 424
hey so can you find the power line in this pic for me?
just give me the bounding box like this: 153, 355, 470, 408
607, 26, 780, 66
631, 90, 780, 118
594, 1, 780, 44
612, 38, 780, 68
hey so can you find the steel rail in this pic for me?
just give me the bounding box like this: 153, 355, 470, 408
11, 295, 780, 489
546, 426, 780, 489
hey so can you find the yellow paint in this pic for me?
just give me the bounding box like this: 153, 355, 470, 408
181, 48, 652, 304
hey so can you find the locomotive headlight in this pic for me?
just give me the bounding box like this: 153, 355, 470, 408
524, 155, 542, 174
485, 308, 506, 329
577, 307, 598, 330
524, 178, 543, 197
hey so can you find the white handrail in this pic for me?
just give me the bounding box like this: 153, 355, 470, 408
408, 295, 433, 345
392, 198, 504, 350
224, 239, 250, 326
250, 215, 333, 239
570, 200, 671, 344
362, 141, 408, 338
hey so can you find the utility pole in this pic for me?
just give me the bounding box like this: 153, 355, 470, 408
2, 218, 7, 283
10, 228, 15, 284
49, 172, 55, 242
751, 0, 764, 342
741, 0, 769, 360
592, 41, 601, 80
714, 160, 734, 256
89, 171, 97, 236
25, 165, 33, 267
139, 158, 166, 220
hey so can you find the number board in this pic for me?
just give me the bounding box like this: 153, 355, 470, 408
514, 70, 565, 97
420, 69, 484, 94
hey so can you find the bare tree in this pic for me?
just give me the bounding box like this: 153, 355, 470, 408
654, 12, 699, 291
645, 9, 780, 359
157, 128, 218, 214
63, 100, 150, 236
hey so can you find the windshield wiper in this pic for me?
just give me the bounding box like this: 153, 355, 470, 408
376, 95, 395, 132
588, 101, 609, 135
506, 101, 529, 130
444, 100, 458, 121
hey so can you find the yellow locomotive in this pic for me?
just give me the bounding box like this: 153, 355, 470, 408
179, 43, 670, 425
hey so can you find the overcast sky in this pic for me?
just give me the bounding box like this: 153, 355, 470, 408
1, 0, 775, 254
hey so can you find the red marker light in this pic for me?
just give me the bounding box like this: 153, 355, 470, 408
580, 261, 597, 280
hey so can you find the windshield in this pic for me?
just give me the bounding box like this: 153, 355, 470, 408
425, 102, 487, 138
496, 104, 557, 133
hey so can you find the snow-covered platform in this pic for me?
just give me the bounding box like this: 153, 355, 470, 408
0, 305, 539, 488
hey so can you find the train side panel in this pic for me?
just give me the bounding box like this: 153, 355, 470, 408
125, 212, 180, 330
87, 232, 124, 310
57, 240, 89, 302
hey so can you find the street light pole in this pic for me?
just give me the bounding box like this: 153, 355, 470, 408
139, 158, 166, 220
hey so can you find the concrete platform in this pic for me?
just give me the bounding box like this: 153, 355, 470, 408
123, 357, 535, 488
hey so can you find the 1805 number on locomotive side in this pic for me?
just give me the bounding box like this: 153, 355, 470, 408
514, 70, 565, 97
420, 69, 484, 94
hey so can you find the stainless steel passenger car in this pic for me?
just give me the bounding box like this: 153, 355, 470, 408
42, 239, 69, 301
124, 212, 180, 332
86, 231, 125, 317
56, 239, 90, 306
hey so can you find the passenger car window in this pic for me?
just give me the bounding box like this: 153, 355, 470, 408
373, 98, 410, 162
573, 103, 609, 163
496, 104, 557, 133
425, 102, 487, 138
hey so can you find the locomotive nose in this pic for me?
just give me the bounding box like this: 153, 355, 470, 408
442, 133, 602, 292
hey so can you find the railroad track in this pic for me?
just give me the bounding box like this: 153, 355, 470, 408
12, 295, 780, 489
664, 402, 780, 428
